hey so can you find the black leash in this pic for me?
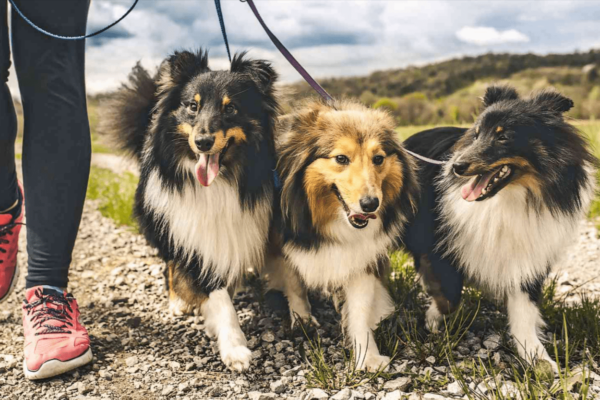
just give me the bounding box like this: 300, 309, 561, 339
216, 0, 446, 166
9, 0, 139, 40
214, 0, 232, 62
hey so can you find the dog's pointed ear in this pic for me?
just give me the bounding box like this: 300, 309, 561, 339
533, 89, 574, 113
482, 85, 519, 108
231, 52, 278, 94
158, 49, 210, 91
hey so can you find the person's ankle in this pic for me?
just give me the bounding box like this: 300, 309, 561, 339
41, 285, 67, 293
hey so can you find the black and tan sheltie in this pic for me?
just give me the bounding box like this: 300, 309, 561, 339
402, 85, 597, 368
101, 49, 279, 372
265, 99, 419, 371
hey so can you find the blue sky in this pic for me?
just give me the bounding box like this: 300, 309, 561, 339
7, 0, 600, 95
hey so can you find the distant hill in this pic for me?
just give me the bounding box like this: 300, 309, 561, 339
288, 50, 600, 100
285, 50, 600, 126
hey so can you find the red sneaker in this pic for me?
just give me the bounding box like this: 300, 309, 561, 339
0, 182, 24, 303
22, 287, 93, 380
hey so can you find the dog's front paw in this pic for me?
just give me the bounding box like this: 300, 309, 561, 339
425, 303, 441, 333
357, 354, 391, 372
169, 297, 194, 316
220, 345, 252, 372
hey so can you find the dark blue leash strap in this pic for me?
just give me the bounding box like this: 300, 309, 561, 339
8, 0, 139, 40
240, 0, 335, 103
214, 0, 232, 62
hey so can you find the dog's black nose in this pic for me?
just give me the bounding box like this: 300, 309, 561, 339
195, 136, 214, 152
359, 196, 379, 213
453, 162, 470, 176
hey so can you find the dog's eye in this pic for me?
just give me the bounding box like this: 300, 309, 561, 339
373, 155, 385, 165
497, 134, 509, 142
335, 155, 350, 165
189, 102, 198, 112
224, 104, 236, 114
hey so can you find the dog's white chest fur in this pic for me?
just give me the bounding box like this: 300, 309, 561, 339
284, 213, 391, 289
440, 183, 593, 294
144, 169, 271, 283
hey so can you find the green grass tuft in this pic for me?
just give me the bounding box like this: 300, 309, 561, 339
86, 166, 138, 229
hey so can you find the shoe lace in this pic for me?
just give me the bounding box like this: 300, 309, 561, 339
24, 288, 74, 335
0, 221, 25, 263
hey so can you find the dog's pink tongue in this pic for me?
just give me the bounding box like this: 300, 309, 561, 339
460, 171, 495, 202
195, 153, 220, 187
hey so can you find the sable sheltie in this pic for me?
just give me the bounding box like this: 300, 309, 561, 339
265, 99, 419, 371
402, 85, 597, 368
101, 50, 279, 372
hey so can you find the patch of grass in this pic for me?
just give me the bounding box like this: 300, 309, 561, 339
540, 278, 600, 363
450, 322, 596, 400
301, 328, 392, 391
86, 166, 138, 228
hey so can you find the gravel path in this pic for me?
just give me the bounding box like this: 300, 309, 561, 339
1, 160, 599, 399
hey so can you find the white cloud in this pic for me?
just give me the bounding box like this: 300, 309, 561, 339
5, 1, 599, 98
456, 26, 530, 46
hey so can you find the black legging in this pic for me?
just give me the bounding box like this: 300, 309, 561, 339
0, 0, 91, 289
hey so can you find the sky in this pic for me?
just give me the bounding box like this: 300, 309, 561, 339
6, 0, 600, 97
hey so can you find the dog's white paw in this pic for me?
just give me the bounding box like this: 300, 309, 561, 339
169, 297, 194, 317
425, 303, 441, 333
357, 354, 391, 372
220, 345, 252, 373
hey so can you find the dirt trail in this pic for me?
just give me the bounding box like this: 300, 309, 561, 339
1, 158, 599, 399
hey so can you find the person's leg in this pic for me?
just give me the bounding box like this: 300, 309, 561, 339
11, 0, 93, 380
0, 0, 18, 212
12, 0, 91, 289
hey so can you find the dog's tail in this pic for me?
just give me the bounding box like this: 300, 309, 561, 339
99, 62, 157, 161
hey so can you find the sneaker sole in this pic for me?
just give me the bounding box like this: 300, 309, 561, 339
0, 262, 20, 304
24, 347, 93, 380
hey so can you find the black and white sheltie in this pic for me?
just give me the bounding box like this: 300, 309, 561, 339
402, 85, 597, 368
265, 99, 420, 371
101, 50, 280, 371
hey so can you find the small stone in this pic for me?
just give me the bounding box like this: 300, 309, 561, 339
125, 356, 138, 367
248, 392, 276, 400
423, 394, 448, 399
261, 331, 276, 343
270, 380, 286, 394
446, 381, 464, 396
350, 390, 365, 399
178, 382, 190, 393
477, 348, 489, 360
383, 391, 404, 400
247, 337, 260, 349
282, 365, 302, 377
492, 352, 502, 365
55, 392, 68, 400
483, 334, 501, 351
500, 382, 519, 398
364, 393, 375, 400
331, 388, 351, 400
425, 356, 436, 364
161, 385, 174, 396
306, 388, 329, 399
383, 377, 411, 392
